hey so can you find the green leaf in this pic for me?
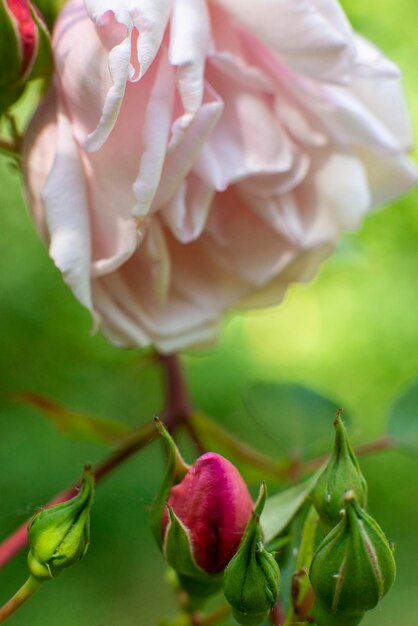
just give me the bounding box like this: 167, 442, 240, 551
188, 412, 287, 486
261, 470, 323, 544
246, 383, 347, 460
388, 379, 418, 453
16, 392, 130, 446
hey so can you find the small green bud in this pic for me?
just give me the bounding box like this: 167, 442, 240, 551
309, 491, 396, 626
28, 467, 94, 580
223, 483, 281, 626
311, 412, 367, 531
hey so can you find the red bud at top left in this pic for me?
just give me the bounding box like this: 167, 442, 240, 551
0, 0, 52, 114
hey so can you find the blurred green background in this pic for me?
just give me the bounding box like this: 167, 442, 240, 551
0, 0, 417, 624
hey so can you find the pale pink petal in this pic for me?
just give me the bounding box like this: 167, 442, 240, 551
83, 0, 171, 149
160, 173, 215, 243
213, 0, 356, 82
40, 103, 93, 310
169, 0, 211, 113
132, 48, 175, 217
23, 88, 58, 241
152, 91, 223, 210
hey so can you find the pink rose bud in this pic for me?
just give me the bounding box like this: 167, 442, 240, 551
0, 0, 51, 114
162, 452, 253, 574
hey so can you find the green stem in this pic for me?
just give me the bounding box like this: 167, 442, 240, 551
0, 576, 42, 624
284, 507, 319, 626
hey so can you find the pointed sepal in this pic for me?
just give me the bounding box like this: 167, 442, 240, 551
311, 412, 368, 531
223, 483, 281, 626
309, 491, 396, 625
150, 418, 190, 549
164, 506, 222, 598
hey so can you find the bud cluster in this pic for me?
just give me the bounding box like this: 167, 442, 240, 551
152, 420, 280, 624
309, 414, 396, 626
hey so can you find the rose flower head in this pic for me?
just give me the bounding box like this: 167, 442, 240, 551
24, 0, 417, 351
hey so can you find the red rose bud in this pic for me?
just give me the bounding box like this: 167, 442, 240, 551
162, 452, 253, 574
0, 0, 52, 114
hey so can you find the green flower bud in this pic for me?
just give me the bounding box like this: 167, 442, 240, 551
27, 467, 94, 580
223, 483, 281, 626
309, 491, 396, 626
311, 412, 367, 531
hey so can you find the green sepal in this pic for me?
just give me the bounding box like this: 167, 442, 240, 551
26, 4, 53, 83
28, 467, 94, 581
311, 412, 368, 532
150, 418, 190, 549
309, 492, 396, 622
31, 0, 66, 30
164, 507, 222, 598
312, 601, 365, 626
0, 0, 22, 90
223, 483, 280, 626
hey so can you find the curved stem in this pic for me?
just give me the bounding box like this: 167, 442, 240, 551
0, 576, 41, 624
0, 421, 156, 569
0, 353, 192, 570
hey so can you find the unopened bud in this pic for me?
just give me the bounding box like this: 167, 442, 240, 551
309, 491, 396, 626
28, 467, 94, 580
152, 420, 253, 599
311, 413, 367, 531
0, 0, 52, 115
223, 483, 281, 626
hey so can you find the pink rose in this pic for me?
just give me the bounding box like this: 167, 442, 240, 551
162, 452, 253, 573
24, 0, 417, 352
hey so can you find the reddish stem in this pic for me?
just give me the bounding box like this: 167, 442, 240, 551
0, 353, 192, 570
159, 353, 193, 428
0, 421, 156, 569
270, 601, 286, 625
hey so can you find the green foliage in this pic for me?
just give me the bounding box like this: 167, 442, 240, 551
261, 470, 322, 544
245, 383, 346, 460
17, 392, 131, 446
387, 380, 418, 453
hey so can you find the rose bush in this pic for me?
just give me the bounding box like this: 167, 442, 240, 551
23, 0, 417, 352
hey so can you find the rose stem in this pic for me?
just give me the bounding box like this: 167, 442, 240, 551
0, 576, 42, 624
0, 353, 191, 570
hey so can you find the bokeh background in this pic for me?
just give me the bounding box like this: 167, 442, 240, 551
0, 0, 417, 624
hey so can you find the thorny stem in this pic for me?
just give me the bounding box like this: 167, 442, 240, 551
0, 354, 192, 570
0, 576, 41, 624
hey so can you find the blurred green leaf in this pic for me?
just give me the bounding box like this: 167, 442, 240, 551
261, 469, 322, 544
188, 412, 287, 486
388, 380, 418, 453
16, 393, 130, 446
246, 383, 346, 460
